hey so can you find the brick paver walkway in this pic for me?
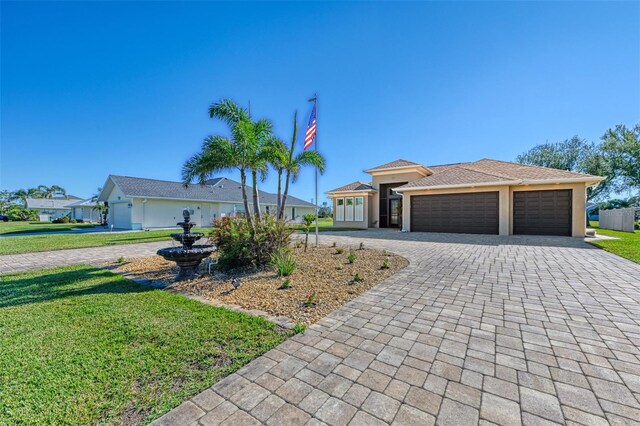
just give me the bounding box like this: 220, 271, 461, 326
0, 241, 172, 273
154, 231, 640, 425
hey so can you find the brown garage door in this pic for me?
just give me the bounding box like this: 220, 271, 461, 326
410, 192, 499, 234
513, 190, 572, 236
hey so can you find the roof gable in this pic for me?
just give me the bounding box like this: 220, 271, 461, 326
327, 181, 375, 193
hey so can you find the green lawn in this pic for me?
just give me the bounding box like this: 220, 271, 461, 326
587, 222, 640, 264
0, 265, 293, 425
0, 221, 98, 235
0, 228, 213, 255
289, 217, 364, 232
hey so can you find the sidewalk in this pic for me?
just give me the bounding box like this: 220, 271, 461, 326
0, 241, 170, 274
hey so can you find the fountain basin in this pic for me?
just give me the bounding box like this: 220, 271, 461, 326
157, 245, 215, 281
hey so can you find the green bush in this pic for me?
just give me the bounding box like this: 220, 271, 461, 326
270, 250, 296, 276
347, 251, 357, 264
53, 215, 70, 224
278, 279, 292, 290
211, 215, 293, 270
4, 205, 38, 221
335, 247, 344, 254
381, 258, 390, 270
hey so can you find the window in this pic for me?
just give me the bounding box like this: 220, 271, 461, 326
355, 197, 364, 221
291, 207, 296, 219
345, 197, 354, 221
336, 198, 345, 221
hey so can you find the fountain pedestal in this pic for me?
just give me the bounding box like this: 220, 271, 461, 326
156, 209, 215, 281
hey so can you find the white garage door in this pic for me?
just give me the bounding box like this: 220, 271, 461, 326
111, 203, 131, 229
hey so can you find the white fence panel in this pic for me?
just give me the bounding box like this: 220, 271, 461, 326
599, 208, 637, 233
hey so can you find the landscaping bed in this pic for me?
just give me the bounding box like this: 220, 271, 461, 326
106, 244, 408, 324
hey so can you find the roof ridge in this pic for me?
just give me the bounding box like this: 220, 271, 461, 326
458, 163, 516, 180
477, 158, 599, 178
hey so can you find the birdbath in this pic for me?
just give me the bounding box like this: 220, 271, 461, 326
156, 208, 215, 280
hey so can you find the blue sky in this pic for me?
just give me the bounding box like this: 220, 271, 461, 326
2, 1, 638, 204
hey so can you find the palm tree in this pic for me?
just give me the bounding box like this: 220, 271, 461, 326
182, 134, 255, 228
278, 113, 326, 220
207, 99, 274, 220
38, 185, 67, 199
264, 135, 289, 217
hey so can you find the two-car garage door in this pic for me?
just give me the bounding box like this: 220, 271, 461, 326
410, 189, 573, 236
410, 192, 499, 234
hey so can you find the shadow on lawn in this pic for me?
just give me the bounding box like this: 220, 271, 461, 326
0, 265, 153, 308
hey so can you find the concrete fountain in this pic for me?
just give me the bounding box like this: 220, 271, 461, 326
156, 208, 215, 280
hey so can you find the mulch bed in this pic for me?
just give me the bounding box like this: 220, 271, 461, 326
104, 244, 408, 325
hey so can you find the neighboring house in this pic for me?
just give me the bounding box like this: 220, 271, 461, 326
327, 158, 604, 237
25, 196, 82, 221
97, 175, 315, 230
586, 202, 599, 221
66, 198, 100, 223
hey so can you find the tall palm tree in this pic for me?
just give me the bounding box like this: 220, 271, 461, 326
278, 113, 326, 220
264, 135, 289, 217
208, 99, 274, 219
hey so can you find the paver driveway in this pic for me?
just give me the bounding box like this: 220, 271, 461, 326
155, 231, 639, 425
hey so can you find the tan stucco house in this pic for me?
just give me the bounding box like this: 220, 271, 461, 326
97, 175, 315, 230
327, 159, 604, 237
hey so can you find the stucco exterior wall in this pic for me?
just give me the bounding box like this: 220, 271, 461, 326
331, 193, 371, 229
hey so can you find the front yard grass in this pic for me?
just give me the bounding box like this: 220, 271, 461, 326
0, 221, 97, 235
0, 229, 209, 255
587, 226, 640, 264
0, 229, 178, 255
0, 265, 292, 425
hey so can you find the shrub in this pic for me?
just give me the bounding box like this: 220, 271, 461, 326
359, 242, 365, 250
302, 213, 317, 252
303, 292, 318, 307
53, 215, 70, 224
381, 258, 390, 270
211, 215, 293, 270
278, 279, 292, 290
4, 205, 38, 221
116, 256, 125, 263
331, 241, 336, 248
347, 251, 356, 264
271, 250, 296, 276
352, 273, 364, 283
335, 247, 344, 254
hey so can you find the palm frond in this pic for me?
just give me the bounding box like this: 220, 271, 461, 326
208, 98, 250, 125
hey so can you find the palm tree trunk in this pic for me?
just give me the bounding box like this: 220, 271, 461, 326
240, 169, 253, 229
276, 169, 282, 219
280, 169, 291, 220
251, 169, 261, 219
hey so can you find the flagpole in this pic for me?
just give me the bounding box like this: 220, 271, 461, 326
312, 94, 319, 247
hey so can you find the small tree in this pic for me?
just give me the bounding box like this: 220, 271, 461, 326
302, 213, 317, 252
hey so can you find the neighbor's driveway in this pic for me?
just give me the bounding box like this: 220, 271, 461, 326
154, 231, 640, 426
0, 241, 171, 273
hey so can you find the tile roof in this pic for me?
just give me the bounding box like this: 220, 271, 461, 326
396, 158, 603, 190
365, 159, 423, 171
25, 197, 80, 210
327, 181, 375, 193
108, 175, 314, 207
66, 198, 99, 207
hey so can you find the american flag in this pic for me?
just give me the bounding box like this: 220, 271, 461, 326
303, 103, 317, 150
